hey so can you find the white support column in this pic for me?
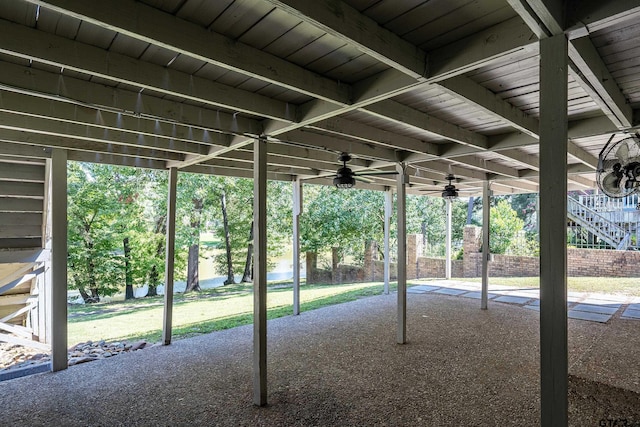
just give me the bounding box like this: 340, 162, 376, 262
396, 164, 407, 344
162, 167, 177, 345
253, 137, 268, 406
292, 178, 302, 315
481, 181, 491, 310
539, 33, 569, 427
50, 149, 67, 372
383, 187, 392, 295
445, 198, 452, 279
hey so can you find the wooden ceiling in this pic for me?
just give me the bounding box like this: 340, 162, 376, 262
0, 0, 639, 195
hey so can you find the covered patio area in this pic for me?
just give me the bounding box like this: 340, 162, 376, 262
1, 289, 638, 426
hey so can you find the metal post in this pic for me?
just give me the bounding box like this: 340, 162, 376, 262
162, 167, 177, 345
396, 164, 407, 344
539, 33, 569, 427
445, 198, 452, 279
481, 181, 491, 310
292, 178, 302, 315
50, 149, 67, 372
253, 137, 268, 406
384, 188, 392, 294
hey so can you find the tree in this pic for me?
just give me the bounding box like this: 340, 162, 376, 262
67, 163, 126, 303
489, 199, 525, 254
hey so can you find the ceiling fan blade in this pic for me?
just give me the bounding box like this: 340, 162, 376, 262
354, 171, 399, 177
354, 176, 374, 183
601, 171, 623, 196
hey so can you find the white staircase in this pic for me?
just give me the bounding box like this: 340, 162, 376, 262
567, 194, 640, 250
0, 156, 51, 351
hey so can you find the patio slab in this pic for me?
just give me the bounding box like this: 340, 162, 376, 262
493, 295, 534, 305
620, 308, 640, 320
572, 304, 620, 315
568, 310, 612, 323
408, 285, 441, 294
433, 288, 467, 296
461, 292, 498, 300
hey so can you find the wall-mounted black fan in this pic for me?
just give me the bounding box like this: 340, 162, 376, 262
597, 134, 640, 198
333, 152, 397, 188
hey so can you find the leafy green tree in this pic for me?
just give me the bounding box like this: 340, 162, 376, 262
67, 163, 126, 302
489, 199, 525, 254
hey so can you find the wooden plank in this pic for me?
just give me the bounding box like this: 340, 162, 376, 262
0, 225, 41, 239
539, 33, 568, 427
50, 149, 68, 372
0, 197, 44, 213
396, 163, 407, 344
0, 332, 50, 351
253, 137, 268, 406
162, 167, 177, 345
0, 181, 44, 198
0, 212, 43, 226
0, 238, 42, 250
0, 19, 296, 122
32, 0, 350, 105
0, 162, 45, 182
292, 178, 301, 316
263, 0, 427, 79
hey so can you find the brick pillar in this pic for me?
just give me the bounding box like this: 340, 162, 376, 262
332, 247, 340, 284
407, 234, 423, 279
463, 226, 481, 278
363, 240, 377, 281
306, 251, 317, 284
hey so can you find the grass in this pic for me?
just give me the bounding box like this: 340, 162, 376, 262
68, 276, 640, 347
67, 280, 398, 346
460, 276, 640, 296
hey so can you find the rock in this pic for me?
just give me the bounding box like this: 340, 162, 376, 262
130, 341, 147, 351
68, 356, 94, 366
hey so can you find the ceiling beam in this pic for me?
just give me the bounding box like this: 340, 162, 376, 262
0, 89, 231, 148
568, 38, 633, 128
0, 110, 210, 156
0, 19, 296, 122
566, 0, 640, 37
507, 0, 633, 129
25, 0, 351, 106
262, 0, 427, 79
0, 61, 264, 138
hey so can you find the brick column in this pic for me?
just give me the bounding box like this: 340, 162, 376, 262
407, 234, 423, 279
463, 226, 481, 277
363, 240, 377, 281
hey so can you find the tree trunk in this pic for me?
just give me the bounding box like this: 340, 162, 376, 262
124, 237, 134, 299
185, 244, 201, 292
85, 237, 100, 303
185, 198, 203, 293
146, 214, 166, 298
147, 265, 158, 297
241, 221, 254, 282
221, 192, 235, 285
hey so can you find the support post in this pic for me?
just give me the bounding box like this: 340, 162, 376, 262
162, 167, 177, 345
384, 187, 392, 294
50, 149, 67, 372
481, 181, 491, 310
445, 198, 452, 279
539, 33, 569, 427
396, 164, 407, 344
292, 178, 302, 315
253, 137, 268, 406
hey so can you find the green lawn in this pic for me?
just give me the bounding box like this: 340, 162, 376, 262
67, 276, 640, 347
460, 276, 640, 296
67, 281, 397, 346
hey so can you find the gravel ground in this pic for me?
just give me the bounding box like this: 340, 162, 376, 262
0, 292, 639, 426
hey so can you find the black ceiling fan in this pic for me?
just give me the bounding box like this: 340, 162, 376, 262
333, 152, 398, 188
441, 174, 459, 199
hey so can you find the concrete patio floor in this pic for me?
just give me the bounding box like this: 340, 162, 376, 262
1, 285, 639, 426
